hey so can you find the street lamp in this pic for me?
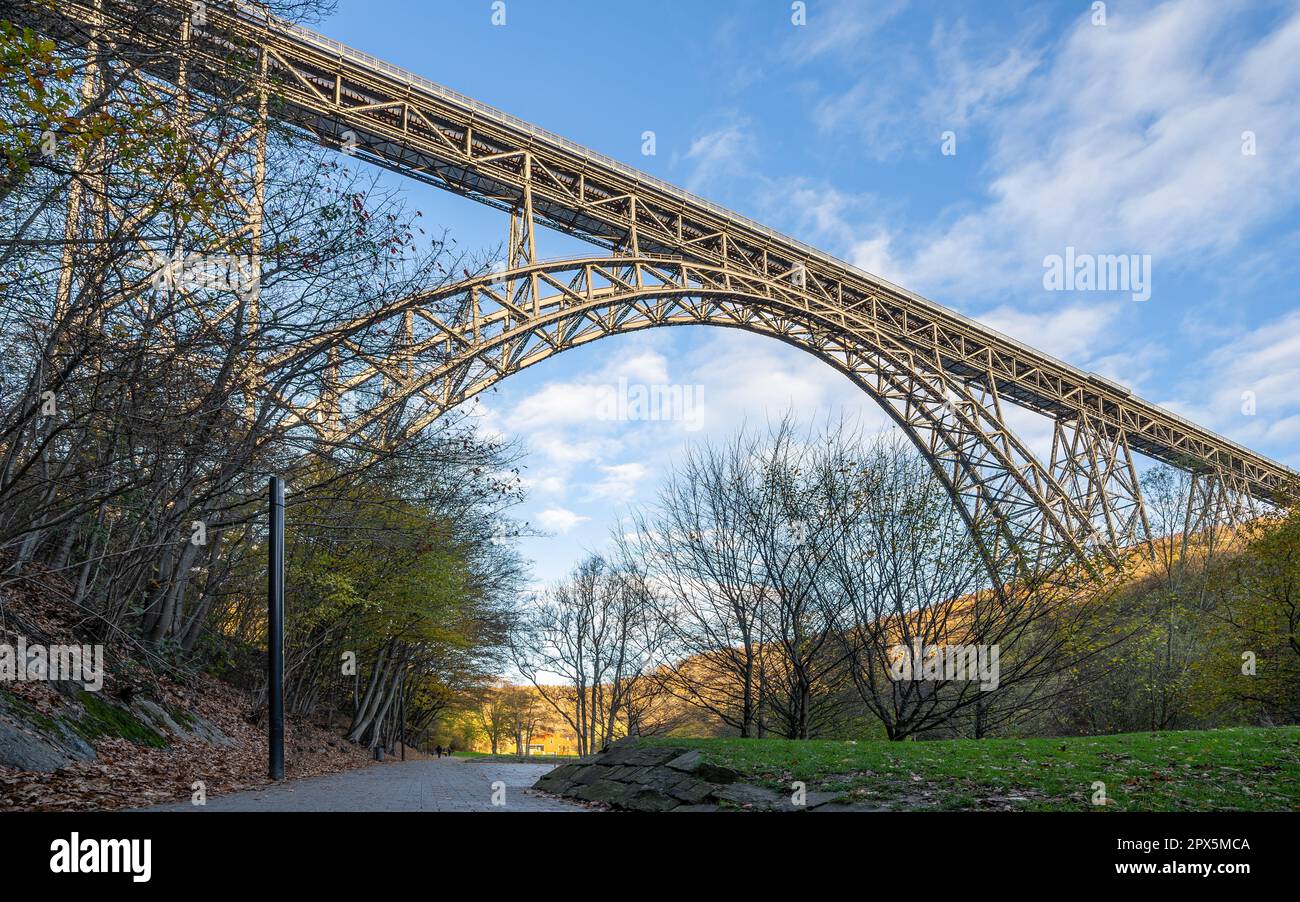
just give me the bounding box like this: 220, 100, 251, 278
268, 475, 285, 780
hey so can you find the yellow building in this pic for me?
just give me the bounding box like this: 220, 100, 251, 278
466, 727, 579, 756
522, 730, 577, 756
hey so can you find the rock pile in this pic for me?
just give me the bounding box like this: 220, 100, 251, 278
533, 743, 865, 811
0, 685, 234, 772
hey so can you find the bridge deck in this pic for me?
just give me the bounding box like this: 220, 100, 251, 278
13, 0, 1296, 501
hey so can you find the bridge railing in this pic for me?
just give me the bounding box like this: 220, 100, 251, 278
228, 7, 1071, 358
105, 0, 1299, 485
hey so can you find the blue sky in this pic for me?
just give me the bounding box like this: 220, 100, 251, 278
320, 0, 1300, 588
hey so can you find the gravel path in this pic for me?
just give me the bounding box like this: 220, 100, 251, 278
149, 757, 589, 812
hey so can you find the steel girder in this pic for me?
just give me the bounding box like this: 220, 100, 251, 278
265, 256, 1114, 573
1049, 414, 1152, 556
14, 0, 1298, 569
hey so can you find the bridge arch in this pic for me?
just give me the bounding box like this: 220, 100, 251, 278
18, 0, 1281, 582
279, 256, 1121, 578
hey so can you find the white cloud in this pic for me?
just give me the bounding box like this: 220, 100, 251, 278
922, 21, 1041, 128
977, 302, 1124, 365
626, 351, 670, 382
1160, 308, 1300, 465
503, 349, 672, 433
902, 1, 1300, 298
507, 383, 606, 431
783, 0, 910, 63
686, 328, 895, 438
809, 13, 1040, 161
587, 462, 650, 502
682, 122, 756, 192
745, 177, 907, 282
535, 507, 590, 535
790, 0, 915, 61
848, 231, 899, 281
531, 435, 617, 465
521, 474, 567, 496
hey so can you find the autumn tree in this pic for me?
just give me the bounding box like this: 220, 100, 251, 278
1194, 508, 1300, 722
1, 1, 527, 759
510, 554, 661, 755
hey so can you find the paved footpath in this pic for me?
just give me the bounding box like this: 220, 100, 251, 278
150, 757, 588, 812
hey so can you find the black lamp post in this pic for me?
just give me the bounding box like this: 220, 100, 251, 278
268, 476, 285, 780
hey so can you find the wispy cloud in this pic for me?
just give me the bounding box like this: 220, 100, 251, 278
536, 507, 590, 535
587, 462, 650, 502
680, 120, 756, 193
922, 19, 1041, 129
1161, 308, 1300, 461
902, 1, 1300, 298
978, 302, 1125, 365
782, 0, 910, 64
807, 12, 1041, 161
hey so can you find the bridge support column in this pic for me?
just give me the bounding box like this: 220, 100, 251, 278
54, 0, 105, 325
505, 153, 538, 318
1181, 467, 1260, 557
1050, 414, 1151, 558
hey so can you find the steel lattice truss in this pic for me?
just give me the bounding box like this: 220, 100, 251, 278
15, 0, 1298, 574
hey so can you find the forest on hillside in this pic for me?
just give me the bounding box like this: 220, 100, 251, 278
494, 422, 1300, 753
1, 0, 523, 769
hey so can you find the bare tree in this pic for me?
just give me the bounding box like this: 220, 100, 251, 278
735, 418, 865, 737
823, 433, 1125, 739
511, 554, 659, 755
1, 1, 528, 757
618, 433, 771, 736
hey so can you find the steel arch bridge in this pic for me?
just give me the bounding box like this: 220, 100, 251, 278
16, 0, 1298, 576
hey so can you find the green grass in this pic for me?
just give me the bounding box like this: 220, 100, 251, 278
454, 750, 580, 762
640, 726, 1300, 811
70, 690, 168, 748
0, 688, 62, 736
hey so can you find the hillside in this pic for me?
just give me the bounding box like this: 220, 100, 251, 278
0, 569, 371, 811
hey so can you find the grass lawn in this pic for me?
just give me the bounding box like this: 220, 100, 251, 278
453, 751, 580, 763
641, 726, 1300, 811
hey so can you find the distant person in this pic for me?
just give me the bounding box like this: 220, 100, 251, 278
435, 744, 443, 758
